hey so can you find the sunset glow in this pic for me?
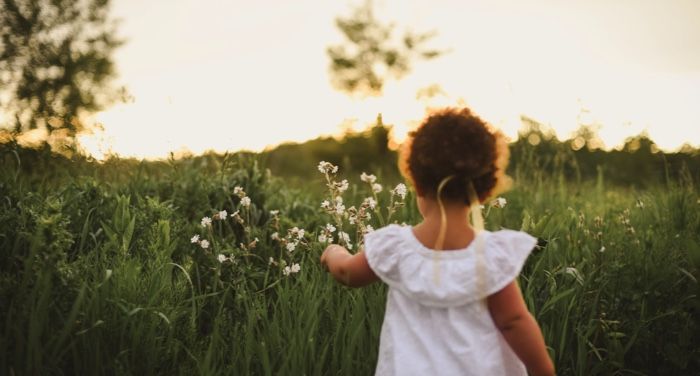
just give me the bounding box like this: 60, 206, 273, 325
83, 0, 700, 159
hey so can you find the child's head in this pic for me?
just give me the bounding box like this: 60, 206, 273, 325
399, 107, 511, 205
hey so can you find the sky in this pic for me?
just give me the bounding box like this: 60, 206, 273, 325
77, 0, 700, 159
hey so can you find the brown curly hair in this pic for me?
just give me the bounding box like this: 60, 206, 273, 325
399, 107, 511, 204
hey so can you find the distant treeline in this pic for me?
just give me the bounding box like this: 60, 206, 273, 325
261, 119, 700, 189
1, 119, 698, 189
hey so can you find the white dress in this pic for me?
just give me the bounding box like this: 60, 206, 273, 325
363, 224, 537, 376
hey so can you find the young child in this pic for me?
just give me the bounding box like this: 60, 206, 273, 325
320, 108, 555, 376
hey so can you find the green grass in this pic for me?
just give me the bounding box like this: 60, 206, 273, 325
0, 146, 699, 375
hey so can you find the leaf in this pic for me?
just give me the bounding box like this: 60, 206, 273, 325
540, 287, 576, 316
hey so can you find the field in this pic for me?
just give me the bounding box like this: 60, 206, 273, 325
1, 140, 699, 375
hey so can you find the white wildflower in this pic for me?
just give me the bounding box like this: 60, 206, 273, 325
372, 183, 382, 193
217, 254, 227, 263
271, 232, 279, 240
199, 239, 210, 249
190, 235, 200, 243
335, 196, 343, 204
365, 225, 374, 232
363, 197, 377, 209
337, 179, 349, 193
286, 242, 296, 252
360, 172, 377, 184
321, 200, 331, 209
200, 217, 212, 227
348, 215, 357, 225
270, 210, 279, 216
268, 257, 275, 265
325, 223, 336, 233
217, 210, 228, 220
492, 197, 507, 208
393, 183, 407, 199
240, 197, 251, 207
335, 202, 345, 215
599, 246, 606, 253
318, 234, 328, 243
318, 161, 338, 174
282, 263, 301, 276
289, 227, 305, 239
233, 186, 245, 198
338, 231, 351, 244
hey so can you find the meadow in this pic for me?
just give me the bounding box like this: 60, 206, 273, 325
1, 136, 699, 375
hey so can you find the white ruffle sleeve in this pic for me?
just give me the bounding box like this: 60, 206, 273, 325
481, 229, 538, 297
364, 224, 405, 287
364, 225, 538, 307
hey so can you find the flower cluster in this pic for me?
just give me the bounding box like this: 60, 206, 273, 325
317, 163, 407, 252
318, 161, 338, 174
490, 197, 507, 208
191, 234, 209, 249
283, 263, 301, 276
194, 205, 236, 249
393, 183, 408, 200
190, 184, 259, 262
317, 223, 336, 243
268, 224, 308, 278
234, 186, 252, 207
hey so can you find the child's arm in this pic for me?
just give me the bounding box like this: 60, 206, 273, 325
320, 244, 379, 287
487, 281, 555, 376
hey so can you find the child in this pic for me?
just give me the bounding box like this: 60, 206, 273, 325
320, 108, 555, 376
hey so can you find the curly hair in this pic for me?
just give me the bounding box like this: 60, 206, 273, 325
399, 107, 511, 204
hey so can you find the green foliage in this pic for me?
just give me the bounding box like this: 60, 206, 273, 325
263, 117, 399, 189
0, 0, 124, 146
0, 140, 699, 375
327, 0, 444, 96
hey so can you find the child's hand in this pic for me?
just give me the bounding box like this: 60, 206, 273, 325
320, 245, 378, 287
320, 244, 348, 271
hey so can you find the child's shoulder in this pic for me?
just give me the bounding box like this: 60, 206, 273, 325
364, 225, 536, 254
363, 224, 407, 250
366, 223, 405, 236
364, 226, 539, 307
484, 229, 538, 254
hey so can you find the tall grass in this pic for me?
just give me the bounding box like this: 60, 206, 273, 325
0, 145, 698, 375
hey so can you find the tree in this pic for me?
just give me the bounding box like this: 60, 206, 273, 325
327, 0, 444, 96
0, 0, 124, 146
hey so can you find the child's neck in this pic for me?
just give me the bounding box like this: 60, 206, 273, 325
413, 201, 475, 251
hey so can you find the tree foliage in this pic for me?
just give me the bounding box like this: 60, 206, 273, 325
327, 0, 444, 96
0, 0, 123, 142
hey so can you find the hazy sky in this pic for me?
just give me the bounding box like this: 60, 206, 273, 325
81, 0, 700, 159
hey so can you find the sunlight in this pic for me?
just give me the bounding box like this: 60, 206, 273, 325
81, 0, 700, 160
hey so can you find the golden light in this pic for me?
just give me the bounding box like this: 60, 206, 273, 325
80, 0, 699, 160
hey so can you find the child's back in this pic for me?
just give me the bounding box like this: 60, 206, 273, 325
364, 224, 536, 375
321, 108, 555, 376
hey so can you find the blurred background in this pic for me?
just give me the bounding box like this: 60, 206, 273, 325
1, 0, 699, 161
